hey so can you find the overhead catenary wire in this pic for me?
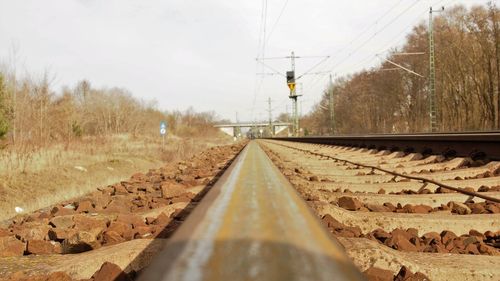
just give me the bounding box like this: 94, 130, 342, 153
255, 0, 268, 61
264, 1, 418, 120
303, 0, 415, 88
302, 1, 436, 98
261, 0, 268, 60
257, 1, 411, 119
300, 0, 422, 97
256, 59, 287, 77
257, 0, 470, 121
338, 0, 405, 57
291, 0, 493, 120
265, 0, 290, 45
326, 0, 422, 74
323, 0, 454, 77
322, 0, 451, 80
378, 56, 424, 77
296, 56, 331, 79
272, 98, 290, 111
251, 0, 269, 122
335, 12, 426, 76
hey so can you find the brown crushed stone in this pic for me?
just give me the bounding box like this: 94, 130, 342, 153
336, 196, 500, 215
0, 262, 132, 281
0, 142, 246, 279
364, 265, 430, 281
321, 214, 500, 256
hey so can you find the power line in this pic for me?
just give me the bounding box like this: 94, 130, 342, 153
303, 0, 410, 87
298, 0, 494, 120
260, 0, 459, 120
330, 0, 449, 76
326, 0, 422, 74
337, 9, 428, 74
256, 59, 286, 77
272, 98, 289, 111
265, 0, 290, 44
303, 2, 432, 97
302, 0, 423, 96
252, 0, 269, 122
256, 0, 268, 60
302, 0, 453, 117
296, 56, 330, 79
261, 0, 268, 59
344, 0, 404, 51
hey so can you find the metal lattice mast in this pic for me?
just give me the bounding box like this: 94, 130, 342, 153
268, 97, 273, 136
429, 7, 443, 132
329, 74, 335, 135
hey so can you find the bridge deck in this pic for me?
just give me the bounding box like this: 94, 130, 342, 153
214, 122, 292, 128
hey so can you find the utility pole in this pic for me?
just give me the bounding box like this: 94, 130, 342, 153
329, 74, 335, 135
285, 104, 290, 136
235, 111, 241, 138
267, 97, 273, 136
429, 6, 444, 132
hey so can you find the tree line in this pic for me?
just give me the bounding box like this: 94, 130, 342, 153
302, 3, 500, 135
0, 72, 220, 147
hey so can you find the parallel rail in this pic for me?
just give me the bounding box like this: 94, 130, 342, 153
271, 141, 500, 203
272, 132, 500, 160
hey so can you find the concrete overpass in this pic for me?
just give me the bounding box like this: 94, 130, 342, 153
214, 122, 292, 137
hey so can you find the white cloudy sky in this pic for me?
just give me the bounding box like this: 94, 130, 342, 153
0, 0, 494, 122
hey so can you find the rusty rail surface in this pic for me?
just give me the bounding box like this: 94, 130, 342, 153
138, 141, 365, 281
271, 132, 500, 160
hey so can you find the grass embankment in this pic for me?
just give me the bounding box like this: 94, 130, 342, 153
0, 134, 232, 221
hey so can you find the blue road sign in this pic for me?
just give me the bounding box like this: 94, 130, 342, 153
160, 121, 167, 135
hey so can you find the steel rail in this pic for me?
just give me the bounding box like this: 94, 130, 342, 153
138, 141, 365, 281
271, 132, 500, 160
269, 141, 500, 203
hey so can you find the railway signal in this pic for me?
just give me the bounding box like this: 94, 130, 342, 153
286, 67, 298, 136
256, 52, 329, 137
287, 52, 300, 136
286, 70, 295, 93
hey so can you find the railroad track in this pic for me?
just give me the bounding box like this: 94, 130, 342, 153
139, 135, 500, 281
5, 135, 498, 280
259, 138, 500, 281
139, 141, 364, 281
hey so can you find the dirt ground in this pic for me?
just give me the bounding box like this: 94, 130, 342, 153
0, 135, 232, 220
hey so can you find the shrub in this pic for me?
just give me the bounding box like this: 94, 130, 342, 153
0, 74, 9, 139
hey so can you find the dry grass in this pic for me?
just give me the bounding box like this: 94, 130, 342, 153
0, 134, 232, 221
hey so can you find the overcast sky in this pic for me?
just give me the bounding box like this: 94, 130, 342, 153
0, 0, 495, 122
